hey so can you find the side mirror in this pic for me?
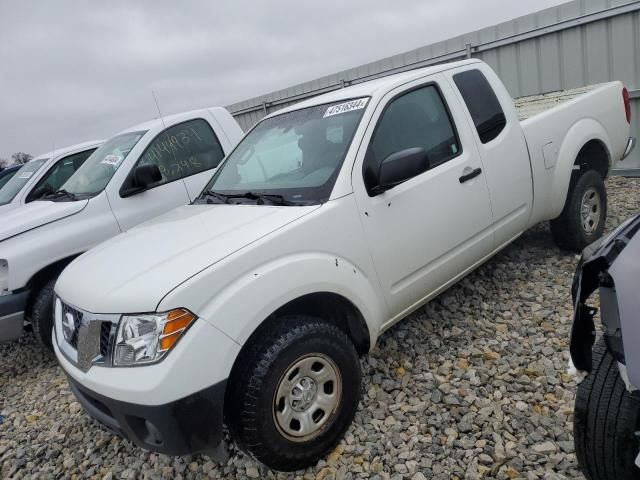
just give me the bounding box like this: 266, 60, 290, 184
377, 147, 430, 192
121, 164, 162, 197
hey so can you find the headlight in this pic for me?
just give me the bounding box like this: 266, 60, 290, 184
113, 308, 196, 366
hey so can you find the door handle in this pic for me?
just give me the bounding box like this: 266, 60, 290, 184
459, 167, 482, 183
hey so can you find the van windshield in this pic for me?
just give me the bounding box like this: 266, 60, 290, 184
200, 98, 369, 205
0, 158, 48, 205
61, 131, 147, 197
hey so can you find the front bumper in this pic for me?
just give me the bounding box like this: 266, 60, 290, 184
570, 213, 640, 372
0, 290, 30, 343
66, 373, 228, 458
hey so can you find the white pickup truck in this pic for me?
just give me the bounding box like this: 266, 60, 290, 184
0, 107, 243, 345
0, 140, 102, 215
53, 60, 635, 471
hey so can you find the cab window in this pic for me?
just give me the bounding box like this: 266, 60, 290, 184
26, 148, 96, 202
453, 69, 506, 144
364, 85, 461, 194
132, 118, 225, 188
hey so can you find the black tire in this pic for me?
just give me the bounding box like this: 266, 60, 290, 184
30, 278, 57, 349
551, 169, 607, 252
226, 315, 361, 472
574, 337, 640, 480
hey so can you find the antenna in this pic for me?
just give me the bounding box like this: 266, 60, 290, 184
52, 140, 56, 160
152, 90, 167, 129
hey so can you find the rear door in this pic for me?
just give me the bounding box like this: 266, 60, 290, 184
446, 65, 533, 247
107, 118, 225, 231
352, 74, 494, 318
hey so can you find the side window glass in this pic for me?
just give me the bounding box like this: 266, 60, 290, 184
453, 69, 506, 144
26, 148, 96, 202
365, 85, 461, 192
136, 118, 225, 186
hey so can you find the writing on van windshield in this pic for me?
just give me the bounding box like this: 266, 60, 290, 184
141, 127, 204, 179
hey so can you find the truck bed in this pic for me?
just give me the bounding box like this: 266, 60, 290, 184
514, 85, 599, 121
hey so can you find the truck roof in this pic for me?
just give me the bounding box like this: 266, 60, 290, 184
32, 139, 104, 162
119, 106, 230, 135
272, 59, 482, 117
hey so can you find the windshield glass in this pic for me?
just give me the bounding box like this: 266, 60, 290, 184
202, 98, 369, 205
0, 168, 18, 189
62, 131, 146, 196
0, 158, 48, 205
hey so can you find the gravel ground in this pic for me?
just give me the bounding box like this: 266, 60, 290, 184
2, 176, 639, 480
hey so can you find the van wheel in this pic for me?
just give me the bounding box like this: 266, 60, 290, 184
226, 315, 361, 472
551, 169, 607, 252
30, 278, 57, 349
574, 338, 640, 479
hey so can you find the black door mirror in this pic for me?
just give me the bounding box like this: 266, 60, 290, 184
121, 164, 162, 197
377, 147, 430, 192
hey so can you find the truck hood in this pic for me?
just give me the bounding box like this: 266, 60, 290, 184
0, 200, 88, 242
56, 203, 320, 313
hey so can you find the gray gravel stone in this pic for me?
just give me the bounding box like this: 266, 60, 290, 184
2, 177, 638, 478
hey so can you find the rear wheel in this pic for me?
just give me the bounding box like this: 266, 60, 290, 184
30, 278, 57, 349
226, 315, 361, 471
574, 338, 640, 479
551, 169, 607, 252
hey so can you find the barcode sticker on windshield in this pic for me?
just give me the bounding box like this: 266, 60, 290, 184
18, 172, 33, 179
324, 98, 368, 118
101, 154, 123, 167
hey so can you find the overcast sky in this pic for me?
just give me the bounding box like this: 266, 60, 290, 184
0, 0, 569, 160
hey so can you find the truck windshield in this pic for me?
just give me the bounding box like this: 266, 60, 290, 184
0, 158, 48, 205
201, 98, 369, 205
61, 131, 147, 197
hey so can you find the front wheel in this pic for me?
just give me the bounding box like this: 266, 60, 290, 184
551, 169, 607, 252
30, 277, 57, 349
574, 338, 640, 479
226, 315, 361, 472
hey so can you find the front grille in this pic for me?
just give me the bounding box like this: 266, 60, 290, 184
56, 296, 119, 371
100, 322, 113, 357
61, 303, 84, 348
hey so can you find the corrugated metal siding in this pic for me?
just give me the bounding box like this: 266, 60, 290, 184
227, 0, 640, 170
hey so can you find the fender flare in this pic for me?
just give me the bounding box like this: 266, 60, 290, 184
549, 118, 611, 219
159, 252, 387, 351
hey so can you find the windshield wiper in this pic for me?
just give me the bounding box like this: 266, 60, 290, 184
44, 189, 79, 202
198, 191, 295, 206
197, 191, 229, 204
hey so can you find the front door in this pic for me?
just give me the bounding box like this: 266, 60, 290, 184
353, 76, 495, 319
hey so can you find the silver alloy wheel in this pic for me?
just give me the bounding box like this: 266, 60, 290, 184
273, 353, 342, 442
580, 187, 601, 234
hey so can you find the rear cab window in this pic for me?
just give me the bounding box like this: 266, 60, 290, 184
453, 69, 507, 144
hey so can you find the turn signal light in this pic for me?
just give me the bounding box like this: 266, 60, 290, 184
159, 309, 196, 352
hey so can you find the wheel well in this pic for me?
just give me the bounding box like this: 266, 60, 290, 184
24, 255, 80, 318
575, 140, 609, 178
247, 292, 371, 355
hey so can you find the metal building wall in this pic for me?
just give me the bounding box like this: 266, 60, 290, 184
227, 0, 640, 170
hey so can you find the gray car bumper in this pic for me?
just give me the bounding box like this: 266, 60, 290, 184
0, 290, 30, 343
